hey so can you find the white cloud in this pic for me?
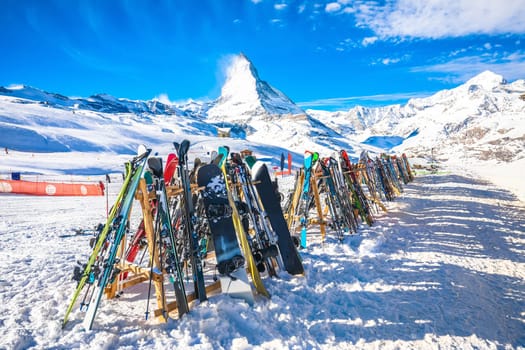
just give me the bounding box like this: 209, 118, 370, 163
362, 36, 378, 46
335, 38, 357, 51
382, 57, 401, 65
154, 93, 173, 105
297, 91, 433, 109
371, 54, 410, 65
449, 48, 468, 57
251, 0, 263, 3
325, 2, 342, 13
274, 3, 287, 10
355, 0, 525, 39
411, 50, 525, 82
298, 4, 306, 13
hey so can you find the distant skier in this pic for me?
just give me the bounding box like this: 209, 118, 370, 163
4, 147, 8, 154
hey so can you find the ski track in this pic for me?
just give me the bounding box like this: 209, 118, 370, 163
0, 173, 524, 349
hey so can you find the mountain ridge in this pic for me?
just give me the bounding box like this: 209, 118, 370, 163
1, 58, 524, 168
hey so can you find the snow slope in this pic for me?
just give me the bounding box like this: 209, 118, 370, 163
1, 173, 524, 349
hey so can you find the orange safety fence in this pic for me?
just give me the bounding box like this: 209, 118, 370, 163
0, 179, 105, 196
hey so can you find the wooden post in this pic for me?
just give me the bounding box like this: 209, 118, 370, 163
138, 178, 169, 323
310, 170, 326, 243
286, 170, 303, 229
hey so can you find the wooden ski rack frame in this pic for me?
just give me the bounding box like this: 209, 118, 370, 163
286, 162, 389, 246
286, 168, 327, 245
102, 178, 223, 323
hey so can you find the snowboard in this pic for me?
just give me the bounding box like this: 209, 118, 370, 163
197, 163, 254, 305
251, 161, 304, 275
217, 146, 270, 298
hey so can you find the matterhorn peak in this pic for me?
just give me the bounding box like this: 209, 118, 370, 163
207, 53, 304, 120
464, 70, 506, 91
220, 53, 263, 103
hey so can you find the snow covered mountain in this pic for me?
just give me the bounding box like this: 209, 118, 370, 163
309, 71, 525, 163
0, 84, 182, 115
205, 54, 365, 156
0, 85, 216, 154
207, 53, 305, 121
0, 54, 362, 159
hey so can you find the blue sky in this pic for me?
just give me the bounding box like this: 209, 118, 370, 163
1, 0, 524, 111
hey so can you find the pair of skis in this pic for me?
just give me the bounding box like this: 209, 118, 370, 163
298, 151, 318, 248
144, 156, 189, 320
62, 146, 151, 330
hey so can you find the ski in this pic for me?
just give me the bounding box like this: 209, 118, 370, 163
299, 151, 315, 248
62, 147, 150, 329
174, 140, 207, 303
163, 153, 178, 184
80, 146, 151, 330
148, 156, 190, 318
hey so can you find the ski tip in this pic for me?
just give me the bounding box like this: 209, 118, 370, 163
137, 144, 148, 156
147, 157, 164, 178
218, 145, 230, 154
250, 160, 265, 175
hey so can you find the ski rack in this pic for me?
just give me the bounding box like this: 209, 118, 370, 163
338, 164, 388, 215
71, 150, 413, 327
103, 174, 275, 322
286, 158, 396, 246
287, 168, 327, 245
102, 178, 221, 323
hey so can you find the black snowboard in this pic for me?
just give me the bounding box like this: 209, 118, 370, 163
251, 161, 304, 275
197, 163, 254, 303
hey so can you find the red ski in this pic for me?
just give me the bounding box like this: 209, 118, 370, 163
164, 153, 179, 184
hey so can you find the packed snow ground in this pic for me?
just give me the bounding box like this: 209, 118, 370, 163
1, 171, 524, 349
